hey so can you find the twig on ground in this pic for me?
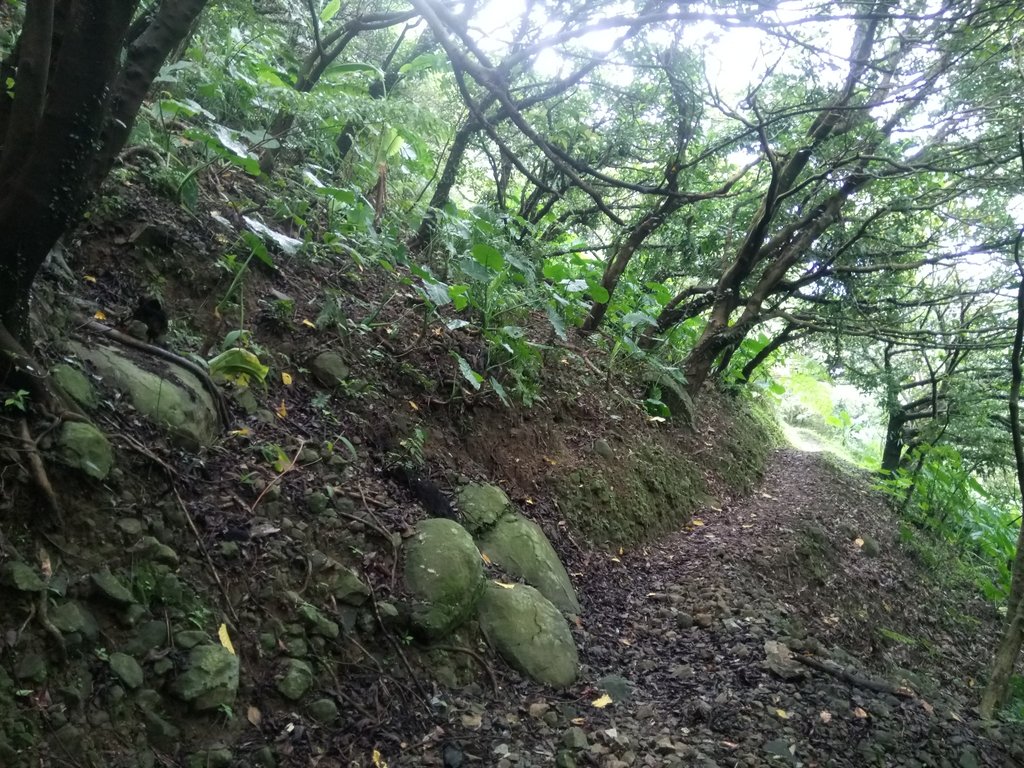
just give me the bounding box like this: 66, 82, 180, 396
172, 485, 240, 625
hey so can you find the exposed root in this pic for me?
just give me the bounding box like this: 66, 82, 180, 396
18, 418, 61, 518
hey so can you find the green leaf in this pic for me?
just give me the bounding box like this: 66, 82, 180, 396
622, 311, 656, 328
543, 261, 570, 281
448, 284, 470, 310
320, 0, 341, 22
420, 278, 451, 307
587, 284, 610, 304
208, 348, 269, 385
242, 216, 303, 255
325, 62, 383, 80
490, 377, 511, 407
454, 354, 483, 390
471, 243, 505, 272
545, 304, 567, 340
398, 53, 447, 76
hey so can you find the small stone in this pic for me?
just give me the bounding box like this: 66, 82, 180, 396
50, 601, 99, 639
276, 658, 314, 700
694, 613, 713, 628
297, 604, 339, 638
116, 518, 145, 535
596, 674, 634, 703
306, 492, 329, 515
593, 440, 614, 459
308, 697, 339, 723
556, 752, 577, 768
174, 630, 208, 649
676, 613, 694, 629
563, 726, 589, 750
188, 748, 232, 768
251, 747, 277, 768
109, 652, 144, 689
861, 535, 881, 557
529, 701, 551, 719
2, 561, 46, 592
14, 652, 47, 682
91, 570, 136, 605
131, 536, 180, 568
58, 421, 114, 479
309, 351, 350, 388
145, 711, 180, 751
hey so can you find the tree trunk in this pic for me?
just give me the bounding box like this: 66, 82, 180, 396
981, 235, 1024, 717
409, 117, 479, 251
0, 1, 136, 343
881, 411, 906, 474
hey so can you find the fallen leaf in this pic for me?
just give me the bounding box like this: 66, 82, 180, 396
408, 400, 419, 411
218, 624, 235, 655
372, 749, 388, 767
819, 711, 832, 723
281, 371, 293, 386
571, 717, 585, 725
591, 693, 613, 709
83, 275, 97, 284
852, 707, 869, 719
461, 713, 482, 728
525, 497, 535, 505
609, 556, 621, 563
481, 552, 492, 565
774, 708, 789, 719
854, 537, 864, 548
691, 519, 705, 527
301, 318, 316, 328
247, 706, 262, 726
276, 400, 287, 419
494, 582, 516, 589
920, 699, 934, 715
93, 310, 107, 321
229, 427, 252, 437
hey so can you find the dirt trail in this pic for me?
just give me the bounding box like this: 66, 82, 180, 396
404, 450, 1023, 768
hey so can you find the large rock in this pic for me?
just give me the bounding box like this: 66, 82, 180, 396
57, 421, 114, 480
67, 341, 219, 446
458, 484, 580, 615
477, 582, 578, 687
403, 518, 483, 639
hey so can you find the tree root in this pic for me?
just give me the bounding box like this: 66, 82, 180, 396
0, 320, 85, 420
76, 316, 230, 429
18, 418, 61, 518
796, 653, 916, 698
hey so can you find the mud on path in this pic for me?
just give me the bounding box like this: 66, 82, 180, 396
399, 450, 1023, 768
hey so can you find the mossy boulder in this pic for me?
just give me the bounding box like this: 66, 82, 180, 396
57, 421, 113, 480
458, 483, 579, 615
477, 582, 578, 688
67, 341, 219, 446
403, 518, 483, 639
